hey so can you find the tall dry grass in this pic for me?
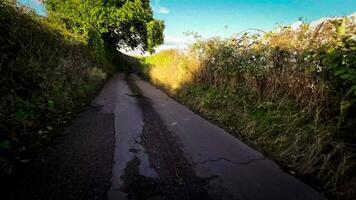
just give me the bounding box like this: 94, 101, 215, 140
142, 50, 200, 90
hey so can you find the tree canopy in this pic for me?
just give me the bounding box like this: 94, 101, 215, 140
44, 0, 165, 53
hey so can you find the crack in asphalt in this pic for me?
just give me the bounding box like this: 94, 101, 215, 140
193, 157, 266, 166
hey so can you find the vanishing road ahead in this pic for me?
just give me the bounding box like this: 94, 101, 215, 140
4, 74, 325, 200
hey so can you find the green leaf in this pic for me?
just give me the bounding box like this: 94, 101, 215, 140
340, 74, 354, 80
347, 88, 354, 96
0, 140, 10, 150
335, 69, 346, 76
340, 100, 352, 115
347, 69, 356, 75
346, 85, 356, 96
47, 100, 54, 108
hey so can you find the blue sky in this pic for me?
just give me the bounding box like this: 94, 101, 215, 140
18, 0, 46, 16
19, 0, 356, 51
151, 0, 355, 37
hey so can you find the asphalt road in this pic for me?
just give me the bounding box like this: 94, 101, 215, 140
3, 73, 325, 200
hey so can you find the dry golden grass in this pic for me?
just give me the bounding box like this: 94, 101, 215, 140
143, 49, 201, 91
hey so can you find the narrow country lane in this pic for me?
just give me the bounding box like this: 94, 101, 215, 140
4, 73, 325, 200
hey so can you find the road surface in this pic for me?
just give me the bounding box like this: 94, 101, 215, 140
3, 73, 324, 200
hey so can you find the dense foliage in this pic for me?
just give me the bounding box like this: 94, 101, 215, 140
44, 0, 165, 53
0, 1, 136, 175
141, 16, 356, 199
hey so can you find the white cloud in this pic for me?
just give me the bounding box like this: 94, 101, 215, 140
310, 17, 335, 27
158, 6, 169, 14
155, 35, 189, 52
290, 20, 303, 30
153, 0, 170, 14
288, 12, 356, 31
121, 35, 190, 56
30, 0, 42, 5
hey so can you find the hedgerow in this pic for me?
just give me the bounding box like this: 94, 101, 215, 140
0, 2, 125, 175
140, 15, 356, 199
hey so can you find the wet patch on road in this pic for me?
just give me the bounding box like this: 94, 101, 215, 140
123, 74, 214, 200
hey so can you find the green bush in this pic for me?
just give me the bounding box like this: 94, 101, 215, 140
88, 29, 106, 62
